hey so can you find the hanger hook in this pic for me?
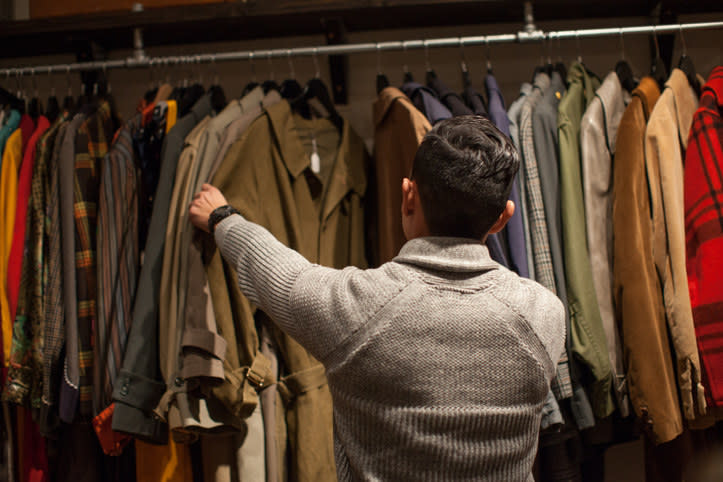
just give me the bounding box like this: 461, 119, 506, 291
286, 49, 295, 79
485, 37, 492, 71
48, 65, 55, 97
15, 69, 23, 99
212, 54, 219, 85
423, 40, 432, 72
66, 65, 72, 96
249, 51, 257, 82
148, 58, 155, 88
376, 43, 383, 75
652, 24, 661, 59
267, 50, 275, 82
556, 33, 562, 62
196, 55, 203, 85
575, 30, 582, 63
103, 64, 111, 94
546, 33, 553, 64
163, 57, 170, 85
312, 47, 320, 79
619, 28, 626, 61
402, 41, 410, 76
459, 38, 468, 73
31, 67, 38, 97
678, 23, 688, 57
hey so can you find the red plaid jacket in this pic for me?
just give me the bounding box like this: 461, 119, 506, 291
685, 66, 723, 409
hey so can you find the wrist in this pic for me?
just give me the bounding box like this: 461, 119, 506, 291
208, 205, 240, 233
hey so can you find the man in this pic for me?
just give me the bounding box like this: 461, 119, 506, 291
190, 116, 565, 481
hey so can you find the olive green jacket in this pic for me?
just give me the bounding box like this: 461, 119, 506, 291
557, 62, 615, 418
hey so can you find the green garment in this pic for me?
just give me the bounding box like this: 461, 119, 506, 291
557, 62, 615, 418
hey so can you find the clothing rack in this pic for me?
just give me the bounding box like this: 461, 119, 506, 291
0, 20, 722, 77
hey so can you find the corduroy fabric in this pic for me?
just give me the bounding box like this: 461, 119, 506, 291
215, 214, 565, 482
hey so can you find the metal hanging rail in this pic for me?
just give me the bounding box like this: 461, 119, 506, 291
0, 20, 722, 77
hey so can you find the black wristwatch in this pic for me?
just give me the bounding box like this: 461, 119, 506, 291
208, 205, 240, 233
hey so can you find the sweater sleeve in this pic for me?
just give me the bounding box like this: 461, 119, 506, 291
214, 213, 312, 331
214, 213, 404, 363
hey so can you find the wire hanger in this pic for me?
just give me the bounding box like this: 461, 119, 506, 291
677, 23, 700, 96
15, 70, 28, 114
485, 37, 493, 74
424, 40, 437, 83
376, 43, 390, 94
650, 25, 668, 91
460, 38, 472, 88
261, 50, 280, 94
0, 69, 23, 112
46, 66, 59, 122
280, 49, 304, 100
575, 30, 583, 64
291, 47, 343, 132
242, 51, 260, 97
28, 67, 42, 120
62, 65, 75, 112
402, 41, 413, 83
208, 55, 227, 112
615, 28, 637, 93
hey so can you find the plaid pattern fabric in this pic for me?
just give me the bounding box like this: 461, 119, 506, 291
73, 102, 115, 417
94, 114, 140, 414
520, 74, 573, 401
520, 75, 556, 292
685, 66, 723, 409
42, 121, 69, 410
4, 119, 59, 406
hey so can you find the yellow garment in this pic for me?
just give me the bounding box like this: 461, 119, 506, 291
166, 100, 178, 134
135, 435, 193, 482
0, 129, 22, 365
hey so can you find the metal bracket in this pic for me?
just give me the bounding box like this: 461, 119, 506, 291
131, 3, 148, 62
517, 1, 544, 43
321, 17, 348, 105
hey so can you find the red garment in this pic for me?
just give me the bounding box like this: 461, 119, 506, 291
92, 403, 131, 456
6, 116, 50, 324
685, 66, 723, 409
17, 406, 48, 482
18, 115, 35, 155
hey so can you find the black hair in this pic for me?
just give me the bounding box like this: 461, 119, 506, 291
411, 115, 519, 239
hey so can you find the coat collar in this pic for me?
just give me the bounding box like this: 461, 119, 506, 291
266, 100, 367, 221
701, 66, 723, 110
665, 68, 699, 150
394, 237, 499, 273
373, 87, 412, 127
633, 76, 661, 122
595, 71, 631, 154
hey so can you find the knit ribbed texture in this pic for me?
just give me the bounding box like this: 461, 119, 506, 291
215, 215, 565, 481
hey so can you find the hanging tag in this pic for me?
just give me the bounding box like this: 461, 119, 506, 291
310, 137, 321, 174
310, 151, 321, 174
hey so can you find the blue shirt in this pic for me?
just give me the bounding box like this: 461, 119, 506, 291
0, 110, 21, 171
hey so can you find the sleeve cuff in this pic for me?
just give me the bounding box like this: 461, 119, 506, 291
214, 213, 246, 264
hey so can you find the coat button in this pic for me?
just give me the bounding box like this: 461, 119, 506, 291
120, 384, 129, 396
175, 377, 183, 387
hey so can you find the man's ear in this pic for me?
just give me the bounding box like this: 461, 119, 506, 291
488, 200, 515, 234
401, 178, 416, 215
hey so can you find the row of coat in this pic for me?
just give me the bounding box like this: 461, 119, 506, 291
0, 57, 722, 482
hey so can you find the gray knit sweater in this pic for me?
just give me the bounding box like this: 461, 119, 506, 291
215, 214, 565, 482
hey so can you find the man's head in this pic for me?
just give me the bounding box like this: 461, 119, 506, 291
401, 115, 519, 241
